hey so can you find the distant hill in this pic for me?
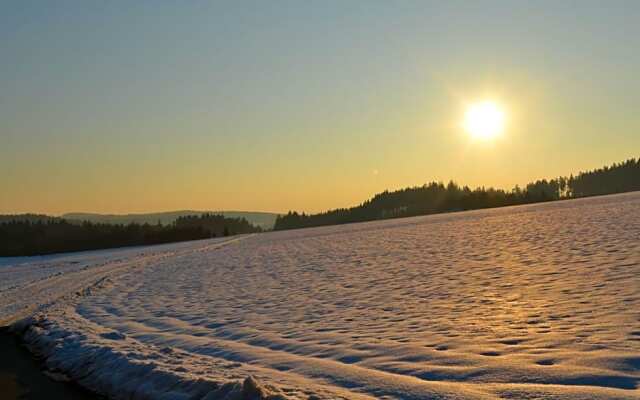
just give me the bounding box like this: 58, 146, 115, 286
62, 210, 279, 230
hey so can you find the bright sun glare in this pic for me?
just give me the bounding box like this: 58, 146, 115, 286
463, 101, 506, 140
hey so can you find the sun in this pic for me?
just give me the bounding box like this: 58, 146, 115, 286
463, 101, 506, 140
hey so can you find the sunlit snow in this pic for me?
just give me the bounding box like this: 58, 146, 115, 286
2, 193, 639, 399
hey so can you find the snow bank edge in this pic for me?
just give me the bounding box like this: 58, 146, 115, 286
10, 316, 288, 400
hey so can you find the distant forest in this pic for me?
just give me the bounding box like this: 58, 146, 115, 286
2, 158, 638, 256
0, 214, 261, 257
274, 157, 640, 230
61, 210, 278, 230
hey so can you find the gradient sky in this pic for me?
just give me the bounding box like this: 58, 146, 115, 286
2, 1, 639, 215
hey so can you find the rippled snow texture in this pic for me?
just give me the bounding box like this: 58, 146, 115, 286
3, 193, 640, 399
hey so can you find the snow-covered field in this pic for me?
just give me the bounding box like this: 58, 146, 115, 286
2, 192, 640, 400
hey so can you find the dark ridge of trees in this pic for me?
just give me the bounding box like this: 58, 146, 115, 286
274, 157, 640, 231
568, 158, 640, 198
0, 214, 59, 224
0, 214, 261, 257
174, 213, 262, 237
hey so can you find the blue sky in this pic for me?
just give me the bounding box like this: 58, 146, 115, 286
2, 1, 639, 214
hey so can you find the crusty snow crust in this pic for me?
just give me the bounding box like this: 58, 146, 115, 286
2, 193, 640, 399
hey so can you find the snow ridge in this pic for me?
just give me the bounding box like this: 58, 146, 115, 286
13, 315, 286, 400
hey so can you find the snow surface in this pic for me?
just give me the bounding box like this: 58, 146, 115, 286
2, 192, 640, 399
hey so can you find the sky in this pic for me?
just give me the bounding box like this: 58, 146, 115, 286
2, 1, 639, 215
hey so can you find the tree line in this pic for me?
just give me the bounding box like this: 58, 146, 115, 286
0, 213, 261, 257
274, 157, 640, 230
